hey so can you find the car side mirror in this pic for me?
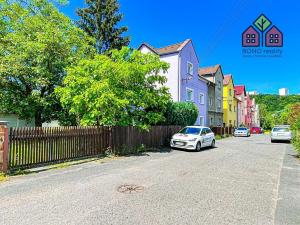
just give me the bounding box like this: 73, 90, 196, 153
201, 133, 206, 136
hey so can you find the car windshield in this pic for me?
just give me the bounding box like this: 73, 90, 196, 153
237, 127, 247, 131
179, 127, 201, 135
273, 127, 290, 132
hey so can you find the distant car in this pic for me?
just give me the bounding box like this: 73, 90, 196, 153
250, 127, 263, 134
234, 127, 251, 137
271, 125, 292, 143
170, 126, 215, 151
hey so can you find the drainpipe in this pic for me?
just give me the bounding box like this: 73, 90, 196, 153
178, 53, 181, 102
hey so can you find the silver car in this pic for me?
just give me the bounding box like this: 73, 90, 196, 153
271, 125, 292, 143
234, 127, 251, 137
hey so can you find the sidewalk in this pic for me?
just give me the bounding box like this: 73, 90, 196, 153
275, 145, 300, 225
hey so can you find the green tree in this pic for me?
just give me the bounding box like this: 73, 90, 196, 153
77, 0, 130, 54
0, 0, 95, 126
56, 47, 171, 129
163, 102, 199, 126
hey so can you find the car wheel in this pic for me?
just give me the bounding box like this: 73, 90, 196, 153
271, 139, 274, 143
211, 139, 215, 148
195, 142, 201, 152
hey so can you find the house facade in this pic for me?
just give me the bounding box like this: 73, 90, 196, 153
234, 85, 247, 126
251, 98, 260, 127
0, 114, 35, 128
138, 39, 208, 126
245, 94, 252, 127
223, 75, 238, 127
199, 65, 224, 127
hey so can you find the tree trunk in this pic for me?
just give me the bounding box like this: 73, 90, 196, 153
35, 111, 43, 127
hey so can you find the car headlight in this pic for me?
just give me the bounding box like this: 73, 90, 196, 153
188, 138, 197, 142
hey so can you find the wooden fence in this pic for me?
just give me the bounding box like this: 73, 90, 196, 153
8, 126, 181, 170
211, 127, 235, 136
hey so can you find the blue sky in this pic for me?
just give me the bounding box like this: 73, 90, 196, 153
60, 0, 300, 94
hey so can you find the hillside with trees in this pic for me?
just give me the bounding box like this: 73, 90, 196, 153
252, 94, 300, 154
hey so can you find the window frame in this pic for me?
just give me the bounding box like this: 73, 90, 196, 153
199, 116, 204, 126
186, 88, 194, 102
199, 92, 205, 105
187, 61, 193, 75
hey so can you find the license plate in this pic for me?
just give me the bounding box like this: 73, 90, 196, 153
175, 141, 184, 146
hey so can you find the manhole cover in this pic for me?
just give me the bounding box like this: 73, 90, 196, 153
117, 184, 144, 194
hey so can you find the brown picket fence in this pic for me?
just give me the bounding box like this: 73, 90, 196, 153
211, 127, 235, 136
8, 126, 182, 170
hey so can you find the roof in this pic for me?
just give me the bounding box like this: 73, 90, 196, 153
198, 75, 216, 86
223, 74, 233, 85
138, 39, 191, 56
199, 64, 220, 76
234, 85, 246, 96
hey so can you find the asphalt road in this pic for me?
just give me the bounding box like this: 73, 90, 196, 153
0, 135, 299, 225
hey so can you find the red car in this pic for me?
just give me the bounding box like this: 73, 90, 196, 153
250, 127, 263, 134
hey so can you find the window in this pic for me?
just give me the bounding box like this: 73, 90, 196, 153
200, 128, 206, 136
229, 89, 232, 96
206, 128, 212, 134
217, 81, 221, 89
229, 120, 232, 125
209, 97, 213, 106
234, 106, 236, 112
199, 116, 204, 126
217, 98, 221, 109
186, 88, 194, 102
229, 104, 232, 111
219, 118, 222, 126
199, 93, 205, 104
187, 62, 193, 75
210, 117, 213, 125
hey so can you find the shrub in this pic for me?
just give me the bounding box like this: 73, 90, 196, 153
163, 102, 199, 126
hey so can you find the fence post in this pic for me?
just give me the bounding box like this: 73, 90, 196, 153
0, 122, 9, 173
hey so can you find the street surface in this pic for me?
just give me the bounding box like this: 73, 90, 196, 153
0, 135, 299, 225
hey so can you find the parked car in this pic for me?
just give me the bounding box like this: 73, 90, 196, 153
271, 125, 292, 143
170, 126, 215, 151
234, 127, 250, 137
250, 127, 263, 134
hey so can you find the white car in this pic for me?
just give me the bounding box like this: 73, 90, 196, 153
234, 127, 250, 137
271, 125, 292, 143
170, 126, 215, 151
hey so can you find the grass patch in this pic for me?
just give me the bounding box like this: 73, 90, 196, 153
216, 134, 232, 140
215, 135, 222, 140
0, 172, 8, 182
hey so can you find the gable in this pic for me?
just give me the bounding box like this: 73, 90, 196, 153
180, 40, 199, 65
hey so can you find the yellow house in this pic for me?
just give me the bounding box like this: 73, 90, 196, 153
223, 75, 238, 127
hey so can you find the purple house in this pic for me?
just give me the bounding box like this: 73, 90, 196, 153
242, 26, 260, 47
265, 26, 283, 47
138, 39, 208, 126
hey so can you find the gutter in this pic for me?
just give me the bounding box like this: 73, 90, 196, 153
178, 52, 181, 102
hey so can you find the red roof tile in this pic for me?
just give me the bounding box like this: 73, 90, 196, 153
234, 85, 246, 96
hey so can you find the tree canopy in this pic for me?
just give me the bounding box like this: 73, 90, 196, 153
56, 47, 171, 129
77, 0, 130, 54
0, 0, 95, 126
